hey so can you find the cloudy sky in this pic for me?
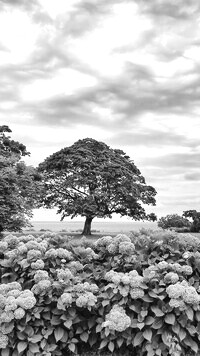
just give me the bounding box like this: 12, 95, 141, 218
1, 0, 200, 221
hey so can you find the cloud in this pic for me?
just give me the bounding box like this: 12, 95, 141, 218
184, 172, 200, 181
110, 129, 199, 149
141, 152, 200, 169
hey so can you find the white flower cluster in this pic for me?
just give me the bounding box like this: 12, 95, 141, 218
166, 280, 200, 309
143, 261, 193, 283
31, 269, 51, 295
67, 282, 99, 309
73, 282, 98, 294
0, 282, 37, 348
45, 248, 72, 260
95, 236, 113, 249
0, 333, 8, 349
60, 292, 73, 306
57, 268, 73, 283
106, 234, 135, 255
105, 270, 144, 299
76, 292, 97, 308
67, 261, 84, 272
102, 305, 131, 332
164, 272, 179, 284
31, 259, 45, 270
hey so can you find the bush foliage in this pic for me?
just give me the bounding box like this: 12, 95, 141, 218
157, 214, 191, 231
1, 230, 200, 355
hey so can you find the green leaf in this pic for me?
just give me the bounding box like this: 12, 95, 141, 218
64, 320, 72, 329
116, 338, 124, 348
143, 329, 152, 342
164, 313, 175, 325
99, 339, 108, 349
68, 343, 76, 353
196, 311, 200, 321
184, 336, 198, 353
151, 306, 164, 317
185, 307, 194, 321
145, 316, 155, 325
137, 322, 145, 330
89, 334, 97, 347
17, 341, 27, 353
161, 331, 171, 346
28, 334, 43, 343
133, 332, 144, 346
29, 343, 40, 353
179, 328, 186, 341
107, 341, 114, 353
54, 327, 65, 342
80, 332, 89, 343
151, 318, 163, 329
172, 323, 180, 335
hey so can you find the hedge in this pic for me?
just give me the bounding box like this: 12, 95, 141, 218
0, 229, 200, 355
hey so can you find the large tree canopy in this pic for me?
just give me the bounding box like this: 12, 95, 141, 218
38, 138, 157, 235
0, 125, 41, 233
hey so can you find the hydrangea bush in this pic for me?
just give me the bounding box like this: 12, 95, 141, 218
1, 230, 200, 355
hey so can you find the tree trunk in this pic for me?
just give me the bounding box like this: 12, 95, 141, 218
82, 217, 93, 235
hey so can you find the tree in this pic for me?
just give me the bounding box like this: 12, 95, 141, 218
158, 214, 191, 230
38, 138, 157, 235
183, 210, 200, 232
0, 125, 42, 234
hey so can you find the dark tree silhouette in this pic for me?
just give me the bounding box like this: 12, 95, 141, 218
0, 126, 42, 233
38, 138, 157, 235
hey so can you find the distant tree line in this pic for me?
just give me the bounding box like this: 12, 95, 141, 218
158, 211, 200, 233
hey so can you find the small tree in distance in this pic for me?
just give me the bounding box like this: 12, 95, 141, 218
38, 138, 157, 235
158, 214, 191, 231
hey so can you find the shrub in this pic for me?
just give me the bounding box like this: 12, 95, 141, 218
158, 214, 191, 230
0, 230, 200, 355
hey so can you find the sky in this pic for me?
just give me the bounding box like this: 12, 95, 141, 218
1, 0, 200, 222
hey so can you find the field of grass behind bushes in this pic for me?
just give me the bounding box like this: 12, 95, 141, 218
1, 229, 200, 355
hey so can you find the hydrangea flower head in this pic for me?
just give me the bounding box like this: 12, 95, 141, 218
76, 292, 97, 308
0, 311, 14, 323
169, 298, 186, 310
166, 283, 185, 299
60, 292, 73, 306
130, 288, 144, 299
27, 249, 42, 262
34, 270, 49, 283
95, 236, 113, 249
14, 307, 25, 320
31, 280, 51, 295
45, 248, 57, 259
182, 286, 200, 304
118, 242, 135, 255
57, 248, 72, 260
57, 268, 73, 282
164, 272, 179, 284
157, 261, 169, 270
0, 332, 8, 349
181, 265, 193, 275
102, 305, 131, 332
67, 261, 84, 272
31, 259, 45, 270
0, 295, 6, 309
16, 291, 36, 310
4, 296, 18, 311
